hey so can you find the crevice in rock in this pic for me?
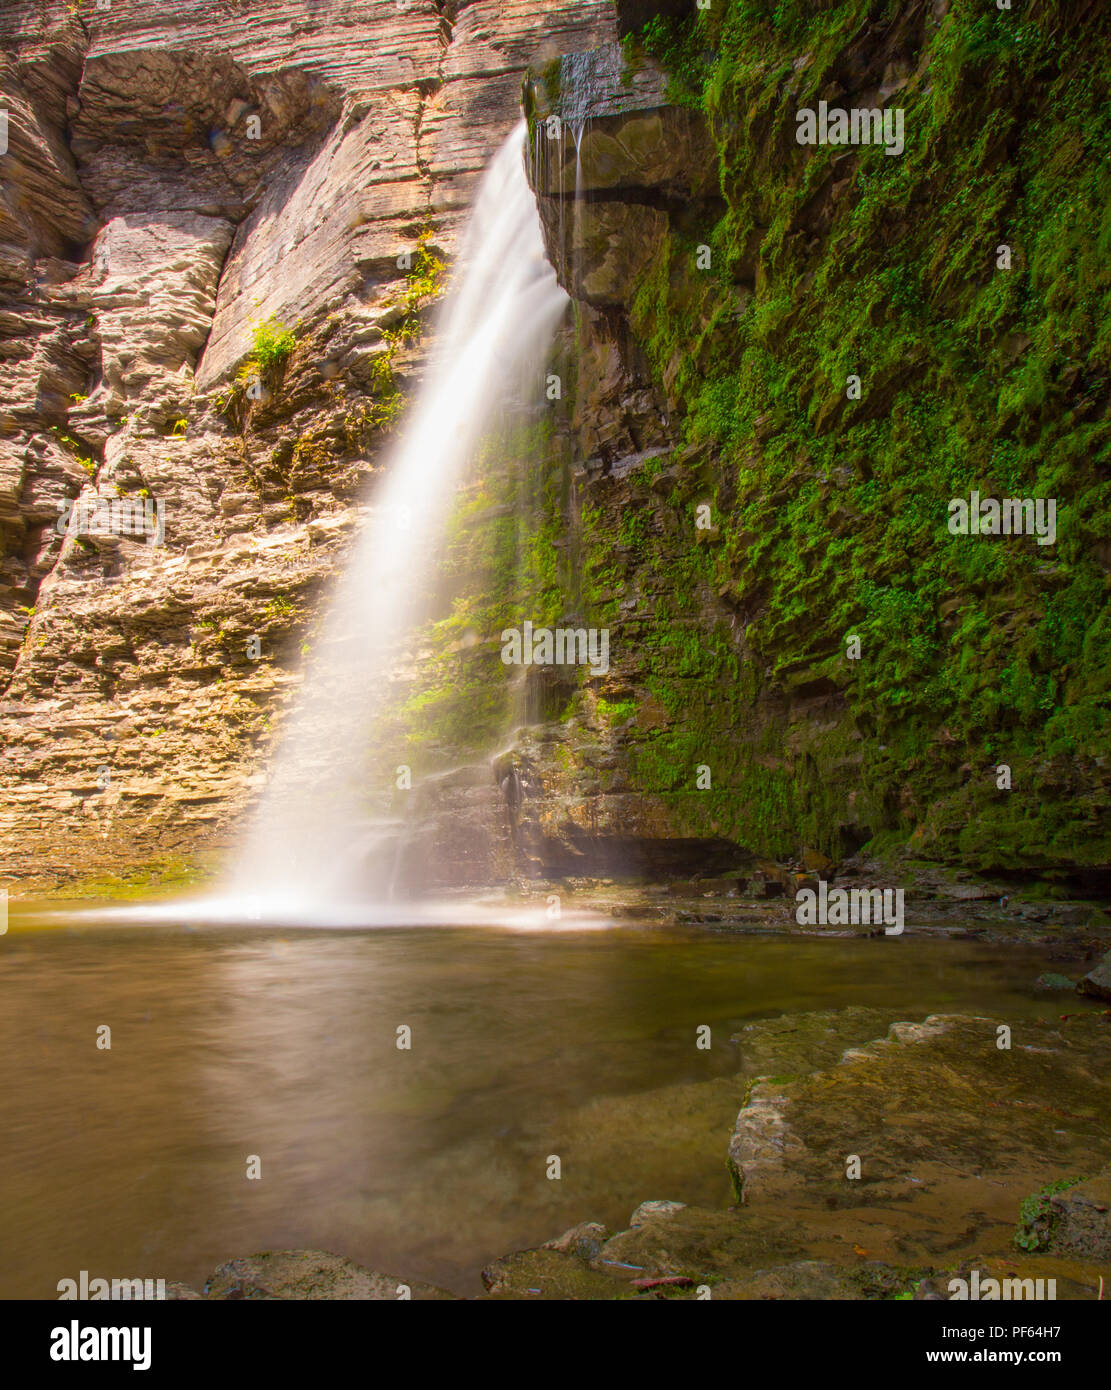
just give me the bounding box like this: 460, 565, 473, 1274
0, 20, 96, 693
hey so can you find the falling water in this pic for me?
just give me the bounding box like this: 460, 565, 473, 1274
230, 123, 568, 914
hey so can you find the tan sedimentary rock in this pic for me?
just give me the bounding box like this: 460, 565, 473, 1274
0, 0, 614, 889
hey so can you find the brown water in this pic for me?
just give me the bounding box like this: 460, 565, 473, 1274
0, 916, 1093, 1298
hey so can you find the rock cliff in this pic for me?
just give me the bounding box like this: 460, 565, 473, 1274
509, 0, 1111, 890
0, 0, 613, 889
2, 0, 1109, 897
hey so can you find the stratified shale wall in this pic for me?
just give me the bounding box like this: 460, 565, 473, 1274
513, 0, 1111, 888
0, 0, 613, 890
2, 0, 1109, 896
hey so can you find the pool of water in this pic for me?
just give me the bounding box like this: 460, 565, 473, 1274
0, 915, 1094, 1298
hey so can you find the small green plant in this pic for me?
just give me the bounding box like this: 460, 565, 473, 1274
264, 595, 294, 619
233, 316, 300, 405
247, 315, 297, 370
726, 1156, 744, 1205
49, 425, 97, 474
342, 232, 446, 446
402, 233, 447, 320
1013, 1177, 1085, 1251
596, 696, 636, 724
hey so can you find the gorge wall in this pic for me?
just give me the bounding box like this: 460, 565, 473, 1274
1, 0, 1108, 895
0, 0, 613, 891
504, 0, 1111, 890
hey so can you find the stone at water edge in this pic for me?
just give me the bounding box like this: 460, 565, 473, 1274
629, 1200, 686, 1227
481, 1248, 629, 1300
1079, 951, 1111, 1001
543, 1221, 611, 1260
1014, 1172, 1111, 1263
204, 1249, 456, 1300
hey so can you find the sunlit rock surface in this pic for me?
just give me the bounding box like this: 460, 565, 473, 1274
3, 3, 1110, 899
0, 0, 614, 889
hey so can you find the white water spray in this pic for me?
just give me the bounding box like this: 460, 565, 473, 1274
230, 123, 568, 915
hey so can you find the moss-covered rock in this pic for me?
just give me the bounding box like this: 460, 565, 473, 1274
519, 0, 1111, 879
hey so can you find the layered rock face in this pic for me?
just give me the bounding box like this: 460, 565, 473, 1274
0, 0, 614, 890
510, 3, 1111, 888
3, 1, 1109, 896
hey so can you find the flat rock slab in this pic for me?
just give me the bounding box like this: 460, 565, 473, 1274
729, 1013, 1111, 1271
481, 1249, 629, 1300
487, 1011, 1111, 1298
731, 1005, 900, 1079
205, 1249, 456, 1301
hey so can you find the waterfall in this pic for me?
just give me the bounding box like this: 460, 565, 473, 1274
230, 122, 569, 916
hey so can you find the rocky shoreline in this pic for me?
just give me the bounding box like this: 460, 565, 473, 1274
154, 1001, 1110, 1301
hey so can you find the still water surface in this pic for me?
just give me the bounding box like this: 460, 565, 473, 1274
0, 917, 1088, 1297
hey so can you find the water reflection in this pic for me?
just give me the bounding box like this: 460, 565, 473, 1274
0, 923, 1091, 1297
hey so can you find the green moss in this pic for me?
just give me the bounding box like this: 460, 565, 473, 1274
1013, 1176, 1086, 1252
601, 0, 1111, 869
541, 57, 562, 102
49, 856, 216, 901
726, 1155, 744, 1205
373, 415, 579, 768
596, 696, 636, 725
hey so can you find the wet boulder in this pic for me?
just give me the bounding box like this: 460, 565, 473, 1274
1079, 950, 1111, 1001
1015, 1173, 1111, 1261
